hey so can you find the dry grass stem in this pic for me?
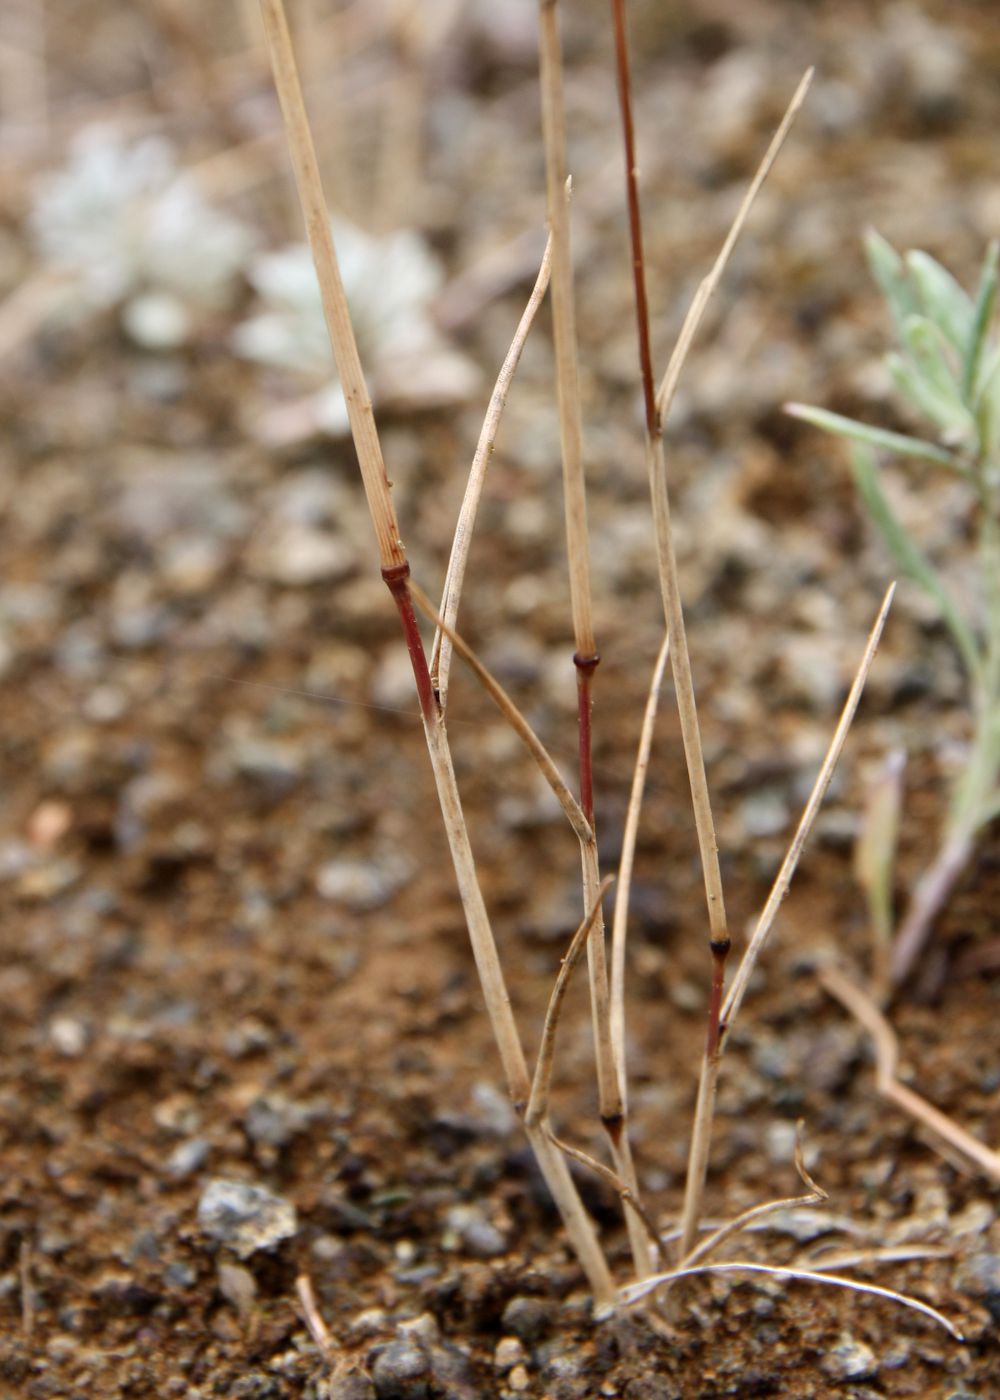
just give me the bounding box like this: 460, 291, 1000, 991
620, 1261, 963, 1340
722, 583, 897, 1035
611, 632, 670, 1100
295, 1273, 337, 1368
655, 68, 814, 422
803, 1245, 953, 1273
258, 0, 405, 572
410, 581, 593, 845
260, 0, 615, 1306
546, 1131, 662, 1257
527, 875, 616, 1127
647, 432, 729, 951
680, 1187, 827, 1271
676, 582, 895, 1260
537, 2, 596, 662
19, 1239, 33, 1339
820, 965, 1000, 1183
431, 235, 554, 710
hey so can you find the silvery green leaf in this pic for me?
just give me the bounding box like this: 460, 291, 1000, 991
962, 241, 999, 401
785, 403, 956, 467
906, 250, 973, 353
850, 447, 981, 683
864, 229, 919, 336
887, 349, 973, 447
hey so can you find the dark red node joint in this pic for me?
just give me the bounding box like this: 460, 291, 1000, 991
600, 1110, 625, 1148
381, 561, 438, 727
573, 650, 601, 825
704, 935, 731, 1061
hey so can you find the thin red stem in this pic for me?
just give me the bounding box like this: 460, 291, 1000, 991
610, 0, 658, 437
382, 562, 438, 726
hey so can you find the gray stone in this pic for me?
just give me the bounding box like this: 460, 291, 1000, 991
501, 1295, 553, 1344
370, 1341, 429, 1399
197, 1179, 297, 1257
444, 1204, 507, 1259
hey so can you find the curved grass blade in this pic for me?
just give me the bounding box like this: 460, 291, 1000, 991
785, 403, 958, 469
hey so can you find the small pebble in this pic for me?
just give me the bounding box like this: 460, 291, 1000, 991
507, 1365, 530, 1393
444, 1204, 507, 1259
197, 1179, 297, 1258
494, 1337, 524, 1372
166, 1138, 210, 1180
819, 1337, 878, 1382
501, 1295, 553, 1344
371, 1341, 429, 1400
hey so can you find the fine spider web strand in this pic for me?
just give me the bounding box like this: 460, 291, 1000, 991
431, 234, 554, 713
674, 584, 895, 1262
257, 0, 615, 1308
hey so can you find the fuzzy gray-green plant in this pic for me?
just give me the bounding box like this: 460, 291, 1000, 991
788, 233, 1000, 989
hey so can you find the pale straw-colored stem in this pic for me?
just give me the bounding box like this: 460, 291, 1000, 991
677, 584, 895, 1260
620, 1262, 962, 1339
611, 632, 671, 1100
647, 434, 729, 948
722, 584, 897, 1035
537, 9, 625, 1237
423, 716, 615, 1305
655, 69, 814, 423
411, 583, 592, 845
538, 0, 596, 661
681, 1188, 826, 1271
527, 876, 615, 1126
821, 965, 1000, 1183
258, 0, 405, 572
431, 236, 554, 711
546, 1130, 662, 1256
295, 1273, 337, 1367
259, 0, 614, 1307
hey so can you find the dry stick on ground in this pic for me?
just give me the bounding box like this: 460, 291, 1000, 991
820, 965, 1000, 1183
610, 633, 670, 1102
538, 0, 649, 1283
430, 236, 554, 712
257, 0, 615, 1309
295, 1273, 337, 1369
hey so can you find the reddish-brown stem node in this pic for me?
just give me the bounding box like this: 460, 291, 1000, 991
601, 1111, 625, 1148
610, 0, 659, 439
381, 561, 437, 726
574, 650, 600, 823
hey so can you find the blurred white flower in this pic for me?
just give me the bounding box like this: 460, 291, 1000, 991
29, 125, 255, 348
233, 219, 480, 439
